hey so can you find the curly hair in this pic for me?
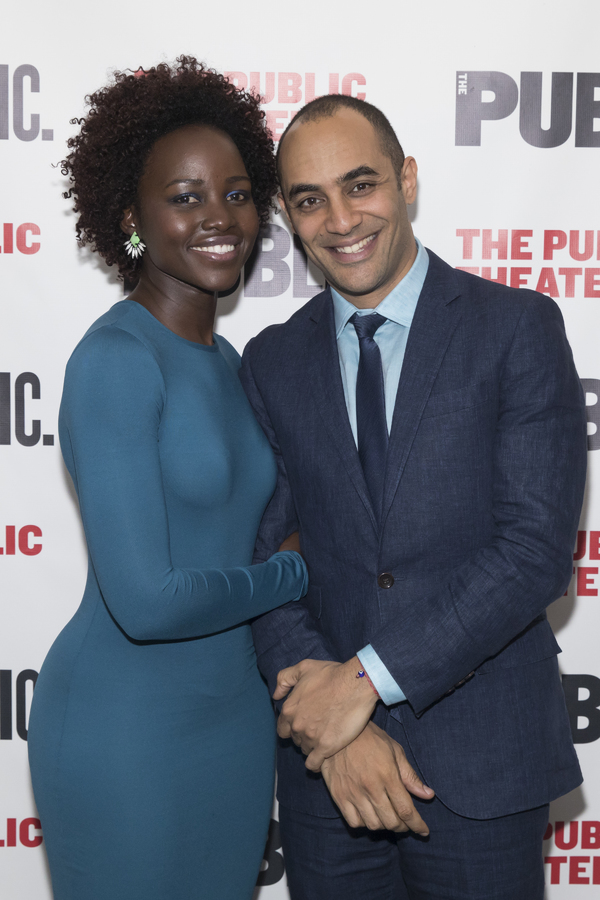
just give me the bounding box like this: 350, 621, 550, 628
61, 56, 277, 280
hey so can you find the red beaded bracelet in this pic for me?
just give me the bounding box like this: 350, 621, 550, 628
356, 668, 380, 697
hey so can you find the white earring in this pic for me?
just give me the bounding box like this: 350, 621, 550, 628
124, 230, 146, 259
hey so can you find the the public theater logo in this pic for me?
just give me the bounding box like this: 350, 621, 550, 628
455, 71, 600, 147
244, 225, 324, 300
0, 526, 42, 557
221, 69, 369, 299
569, 530, 600, 598
0, 64, 53, 141
560, 532, 600, 746
0, 818, 43, 849
257, 819, 285, 887
0, 372, 54, 446
0, 669, 38, 741
582, 380, 600, 452
455, 229, 600, 301
0, 223, 40, 255
545, 821, 600, 886
224, 71, 367, 142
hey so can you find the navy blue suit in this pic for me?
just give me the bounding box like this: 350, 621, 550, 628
240, 251, 586, 894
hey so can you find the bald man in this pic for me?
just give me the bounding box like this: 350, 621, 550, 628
240, 95, 585, 900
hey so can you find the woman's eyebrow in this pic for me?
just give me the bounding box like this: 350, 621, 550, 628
165, 175, 251, 188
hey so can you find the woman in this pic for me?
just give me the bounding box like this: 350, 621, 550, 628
27, 57, 307, 900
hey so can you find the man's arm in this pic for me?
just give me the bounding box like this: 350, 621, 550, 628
373, 294, 587, 713
240, 340, 338, 696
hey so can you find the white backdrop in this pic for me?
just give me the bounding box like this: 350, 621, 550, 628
1, 1, 599, 896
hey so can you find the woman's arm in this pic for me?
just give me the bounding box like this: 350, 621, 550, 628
61, 325, 307, 642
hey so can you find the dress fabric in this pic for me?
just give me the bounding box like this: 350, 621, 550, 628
27, 300, 307, 900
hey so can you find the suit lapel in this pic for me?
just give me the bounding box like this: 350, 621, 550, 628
382, 254, 463, 525
307, 290, 379, 533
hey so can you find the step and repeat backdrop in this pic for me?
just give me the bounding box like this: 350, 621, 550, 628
1, 1, 598, 896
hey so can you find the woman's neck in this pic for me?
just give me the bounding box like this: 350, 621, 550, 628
128, 257, 218, 346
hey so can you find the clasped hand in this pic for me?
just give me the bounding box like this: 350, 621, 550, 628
273, 656, 379, 772
322, 722, 434, 835
274, 658, 434, 835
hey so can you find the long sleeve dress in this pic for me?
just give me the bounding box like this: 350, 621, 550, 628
27, 299, 307, 900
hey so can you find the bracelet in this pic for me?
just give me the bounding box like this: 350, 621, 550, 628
356, 668, 380, 698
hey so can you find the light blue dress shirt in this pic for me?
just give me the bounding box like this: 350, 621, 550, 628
330, 238, 429, 705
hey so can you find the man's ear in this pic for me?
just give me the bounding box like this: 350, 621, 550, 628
277, 192, 296, 234
121, 206, 138, 236
400, 157, 418, 205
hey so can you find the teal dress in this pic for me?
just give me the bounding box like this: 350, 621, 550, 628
27, 301, 307, 900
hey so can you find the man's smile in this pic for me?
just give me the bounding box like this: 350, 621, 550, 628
326, 232, 379, 261
332, 233, 377, 254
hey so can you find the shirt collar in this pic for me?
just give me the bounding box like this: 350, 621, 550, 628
331, 238, 429, 340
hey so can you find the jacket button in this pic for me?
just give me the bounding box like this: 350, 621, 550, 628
378, 573, 394, 589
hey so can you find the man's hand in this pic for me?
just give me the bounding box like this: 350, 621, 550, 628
321, 722, 434, 835
273, 656, 378, 771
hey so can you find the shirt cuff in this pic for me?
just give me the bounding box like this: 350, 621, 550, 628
357, 644, 406, 706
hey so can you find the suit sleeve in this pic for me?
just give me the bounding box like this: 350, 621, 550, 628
60, 327, 308, 643
240, 339, 338, 695
369, 295, 587, 714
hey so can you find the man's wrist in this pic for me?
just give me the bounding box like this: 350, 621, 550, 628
342, 655, 379, 708
356, 667, 380, 697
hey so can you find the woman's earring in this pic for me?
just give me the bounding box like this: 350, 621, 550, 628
124, 230, 146, 259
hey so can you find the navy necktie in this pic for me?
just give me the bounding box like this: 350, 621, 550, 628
350, 312, 388, 520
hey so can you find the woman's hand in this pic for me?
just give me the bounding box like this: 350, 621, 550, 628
278, 531, 301, 554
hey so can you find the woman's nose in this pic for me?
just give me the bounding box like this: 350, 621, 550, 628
200, 196, 235, 232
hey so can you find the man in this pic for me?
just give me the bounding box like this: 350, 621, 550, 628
239, 95, 586, 899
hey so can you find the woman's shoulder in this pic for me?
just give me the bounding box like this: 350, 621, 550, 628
73, 300, 141, 346
66, 302, 163, 384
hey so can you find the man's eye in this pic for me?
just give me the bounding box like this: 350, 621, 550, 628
298, 197, 320, 209
351, 182, 373, 192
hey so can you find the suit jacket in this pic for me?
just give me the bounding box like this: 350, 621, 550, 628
239, 250, 586, 820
